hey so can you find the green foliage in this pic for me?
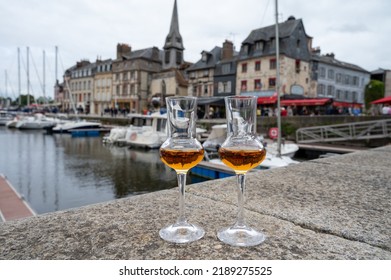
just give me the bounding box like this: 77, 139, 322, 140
15, 94, 35, 106
281, 122, 297, 139
365, 80, 384, 109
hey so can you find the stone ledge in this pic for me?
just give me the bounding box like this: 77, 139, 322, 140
1, 146, 390, 260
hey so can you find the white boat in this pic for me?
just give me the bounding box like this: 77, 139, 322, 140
203, 124, 299, 158
51, 119, 102, 133
125, 112, 168, 149
15, 113, 58, 130
206, 150, 299, 170
104, 112, 206, 148
0, 111, 14, 126
260, 137, 299, 158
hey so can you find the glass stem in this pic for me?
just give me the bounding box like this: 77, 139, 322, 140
236, 173, 246, 227
177, 172, 187, 224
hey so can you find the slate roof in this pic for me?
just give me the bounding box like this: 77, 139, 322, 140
186, 46, 222, 71
242, 17, 310, 44
313, 54, 369, 73
122, 47, 162, 62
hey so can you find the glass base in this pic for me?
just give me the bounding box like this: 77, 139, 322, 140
159, 221, 205, 244
217, 225, 266, 247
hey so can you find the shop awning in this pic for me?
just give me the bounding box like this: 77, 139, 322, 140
333, 101, 363, 108
257, 95, 277, 105
281, 98, 331, 106
370, 96, 391, 104
197, 97, 225, 105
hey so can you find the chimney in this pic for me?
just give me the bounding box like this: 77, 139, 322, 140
222, 40, 234, 60
117, 43, 131, 59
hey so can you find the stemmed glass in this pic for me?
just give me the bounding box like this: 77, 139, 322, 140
159, 96, 205, 243
217, 96, 267, 246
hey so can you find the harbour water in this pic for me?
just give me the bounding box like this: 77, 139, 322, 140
0, 127, 205, 214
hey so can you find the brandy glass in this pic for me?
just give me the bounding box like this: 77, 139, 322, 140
217, 96, 267, 246
159, 96, 205, 243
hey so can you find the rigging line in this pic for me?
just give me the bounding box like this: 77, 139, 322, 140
260, 0, 271, 27
4, 70, 17, 99
58, 49, 77, 113
30, 49, 45, 95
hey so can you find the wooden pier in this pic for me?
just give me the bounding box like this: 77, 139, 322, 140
0, 174, 36, 222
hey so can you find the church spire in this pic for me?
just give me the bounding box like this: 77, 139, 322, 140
163, 0, 184, 69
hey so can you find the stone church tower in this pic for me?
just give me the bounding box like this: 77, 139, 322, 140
163, 0, 184, 69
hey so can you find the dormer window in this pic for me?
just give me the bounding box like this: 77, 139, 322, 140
243, 44, 249, 54
202, 52, 208, 62
255, 41, 264, 51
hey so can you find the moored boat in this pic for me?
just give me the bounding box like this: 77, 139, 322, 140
0, 111, 14, 126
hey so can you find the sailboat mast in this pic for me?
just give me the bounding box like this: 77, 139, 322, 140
55, 46, 58, 82
4, 70, 7, 97
43, 50, 46, 101
18, 47, 21, 106
275, 0, 282, 157
27, 47, 30, 107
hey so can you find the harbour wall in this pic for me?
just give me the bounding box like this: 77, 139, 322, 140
67, 114, 391, 140
1, 145, 390, 259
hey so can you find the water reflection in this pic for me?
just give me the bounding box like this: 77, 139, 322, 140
0, 127, 205, 214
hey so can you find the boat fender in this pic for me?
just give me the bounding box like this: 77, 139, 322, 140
268, 127, 278, 139
130, 132, 137, 141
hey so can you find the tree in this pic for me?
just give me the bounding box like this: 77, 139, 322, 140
364, 80, 384, 109
15, 94, 36, 106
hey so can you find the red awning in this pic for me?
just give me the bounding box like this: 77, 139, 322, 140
281, 98, 331, 106
333, 101, 363, 108
257, 95, 277, 105
371, 96, 391, 104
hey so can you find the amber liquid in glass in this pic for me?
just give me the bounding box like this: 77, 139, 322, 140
160, 148, 204, 172
219, 147, 266, 174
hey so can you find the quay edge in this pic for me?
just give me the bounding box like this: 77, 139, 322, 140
0, 145, 390, 259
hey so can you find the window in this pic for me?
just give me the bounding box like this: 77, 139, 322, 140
336, 73, 342, 83
328, 69, 335, 79
270, 59, 276, 70
319, 67, 326, 78
269, 78, 276, 88
241, 63, 247, 73
317, 84, 326, 96
241, 80, 247, 91
202, 52, 208, 62
255, 41, 263, 51
254, 79, 261, 90
218, 82, 232, 93
327, 85, 334, 97
203, 69, 209, 77
295, 59, 301, 73
336, 89, 342, 100
344, 75, 350, 85
176, 51, 182, 64
222, 63, 231, 74
352, 76, 359, 86
165, 51, 170, 64
255, 61, 261, 71
203, 84, 208, 95
352, 91, 357, 102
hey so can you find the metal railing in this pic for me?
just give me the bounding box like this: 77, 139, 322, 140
296, 119, 391, 143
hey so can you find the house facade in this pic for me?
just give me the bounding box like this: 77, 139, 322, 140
237, 16, 313, 98
312, 52, 370, 106
93, 59, 112, 115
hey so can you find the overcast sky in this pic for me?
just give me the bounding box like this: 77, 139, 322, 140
1, 0, 390, 99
